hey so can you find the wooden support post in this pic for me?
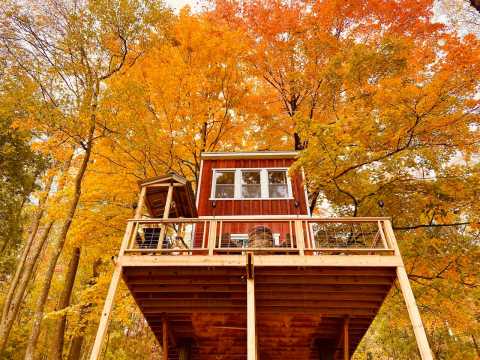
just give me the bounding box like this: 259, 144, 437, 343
343, 317, 350, 360
397, 266, 433, 360
135, 186, 147, 218
158, 185, 174, 249
384, 221, 433, 360
162, 318, 168, 360
178, 340, 192, 360
89, 264, 122, 360
247, 277, 257, 360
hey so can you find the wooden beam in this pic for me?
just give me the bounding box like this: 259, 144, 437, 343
343, 316, 350, 360
135, 186, 147, 218
158, 185, 174, 249
397, 266, 433, 360
162, 318, 168, 360
208, 221, 217, 256
178, 339, 192, 360
247, 278, 257, 360
88, 265, 122, 360
118, 254, 402, 268
294, 220, 305, 255
163, 185, 174, 218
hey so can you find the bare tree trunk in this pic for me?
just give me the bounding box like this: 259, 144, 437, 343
1, 173, 54, 324
52, 247, 81, 360
24, 123, 95, 360
0, 221, 54, 352
67, 335, 85, 360
66, 258, 100, 360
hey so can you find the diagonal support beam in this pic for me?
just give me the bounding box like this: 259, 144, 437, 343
397, 266, 433, 360
384, 220, 433, 360
89, 264, 122, 360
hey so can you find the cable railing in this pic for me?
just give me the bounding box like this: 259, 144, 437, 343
122, 217, 396, 256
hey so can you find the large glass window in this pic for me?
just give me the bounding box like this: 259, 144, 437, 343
211, 168, 291, 199
214, 171, 235, 198
241, 170, 261, 198
268, 170, 289, 198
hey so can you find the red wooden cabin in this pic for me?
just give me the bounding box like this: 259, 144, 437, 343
89, 151, 433, 360
194, 152, 308, 250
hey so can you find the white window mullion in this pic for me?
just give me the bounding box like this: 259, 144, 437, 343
286, 173, 293, 198
260, 169, 269, 198
211, 170, 217, 198
234, 169, 242, 199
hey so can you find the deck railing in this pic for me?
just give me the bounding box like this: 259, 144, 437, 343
122, 217, 396, 256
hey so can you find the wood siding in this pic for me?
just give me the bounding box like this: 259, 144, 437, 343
197, 158, 308, 216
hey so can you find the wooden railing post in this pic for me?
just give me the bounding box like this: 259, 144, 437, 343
294, 220, 305, 255
208, 220, 217, 255
157, 184, 174, 249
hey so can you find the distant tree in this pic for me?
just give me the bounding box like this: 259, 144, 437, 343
0, 73, 47, 268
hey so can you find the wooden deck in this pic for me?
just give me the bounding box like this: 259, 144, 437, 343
89, 217, 433, 360
122, 258, 397, 360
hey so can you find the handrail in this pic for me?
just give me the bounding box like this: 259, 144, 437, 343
127, 216, 391, 223
123, 217, 397, 256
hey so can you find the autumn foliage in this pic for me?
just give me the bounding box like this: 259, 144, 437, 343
0, 0, 478, 359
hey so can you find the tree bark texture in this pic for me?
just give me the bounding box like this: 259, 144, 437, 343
51, 247, 81, 360
24, 123, 94, 360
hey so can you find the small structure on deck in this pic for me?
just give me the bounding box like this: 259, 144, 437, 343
89, 151, 433, 360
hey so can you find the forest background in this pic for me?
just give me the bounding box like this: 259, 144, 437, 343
0, 0, 479, 359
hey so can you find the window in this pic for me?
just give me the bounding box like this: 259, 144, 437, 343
268, 170, 288, 198
214, 171, 235, 198
211, 168, 292, 199
241, 170, 261, 198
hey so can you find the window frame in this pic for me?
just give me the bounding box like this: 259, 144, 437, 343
212, 170, 236, 199
210, 168, 293, 200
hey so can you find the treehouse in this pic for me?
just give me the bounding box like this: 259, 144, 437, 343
90, 151, 433, 360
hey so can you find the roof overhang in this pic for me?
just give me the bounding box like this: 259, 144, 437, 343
201, 151, 298, 160
138, 173, 188, 188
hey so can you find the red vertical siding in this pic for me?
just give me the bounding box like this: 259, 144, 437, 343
197, 158, 308, 216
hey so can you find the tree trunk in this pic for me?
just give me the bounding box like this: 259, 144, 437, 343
66, 258, 100, 360
309, 190, 320, 215
0, 221, 53, 352
51, 247, 81, 360
0, 153, 74, 352
24, 123, 95, 360
67, 334, 84, 360
294, 132, 304, 150
1, 173, 54, 325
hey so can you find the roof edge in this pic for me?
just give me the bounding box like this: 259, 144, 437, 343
201, 151, 299, 160
138, 173, 188, 187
